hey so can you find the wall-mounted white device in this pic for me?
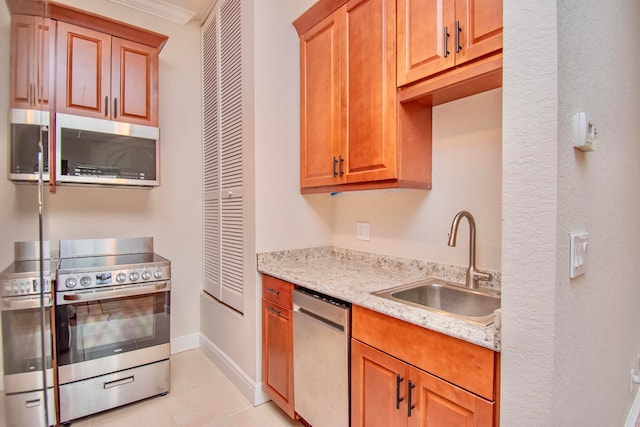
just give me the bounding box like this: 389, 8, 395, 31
356, 222, 370, 241
569, 232, 589, 279
573, 112, 597, 152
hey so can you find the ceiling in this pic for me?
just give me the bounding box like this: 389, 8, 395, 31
107, 0, 214, 24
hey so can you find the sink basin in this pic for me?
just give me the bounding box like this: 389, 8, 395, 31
372, 279, 501, 325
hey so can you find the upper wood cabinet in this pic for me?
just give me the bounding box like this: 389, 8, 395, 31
397, 0, 503, 87
295, 0, 432, 193
56, 21, 159, 127
9, 14, 55, 109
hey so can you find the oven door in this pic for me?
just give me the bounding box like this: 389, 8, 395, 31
1, 294, 53, 394
55, 281, 170, 385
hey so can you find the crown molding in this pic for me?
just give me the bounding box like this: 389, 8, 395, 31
107, 0, 196, 25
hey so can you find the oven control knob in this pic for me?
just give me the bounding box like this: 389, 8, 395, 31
20, 284, 28, 293
154, 269, 163, 279
116, 273, 127, 283
65, 277, 77, 288
129, 272, 140, 281
80, 276, 91, 287
142, 270, 152, 281
12, 284, 19, 294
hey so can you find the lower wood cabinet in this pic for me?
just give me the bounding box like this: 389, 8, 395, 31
261, 276, 295, 418
352, 339, 494, 427
351, 305, 499, 427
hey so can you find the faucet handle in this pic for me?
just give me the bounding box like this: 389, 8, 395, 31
473, 270, 493, 283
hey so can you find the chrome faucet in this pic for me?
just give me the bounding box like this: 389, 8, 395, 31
447, 210, 492, 289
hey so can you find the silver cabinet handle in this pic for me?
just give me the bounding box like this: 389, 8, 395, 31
455, 20, 462, 53
266, 287, 280, 296
266, 306, 281, 316
443, 26, 450, 58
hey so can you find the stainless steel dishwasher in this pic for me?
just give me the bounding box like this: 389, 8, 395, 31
293, 289, 351, 427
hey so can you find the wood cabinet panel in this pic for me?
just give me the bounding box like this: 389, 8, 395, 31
261, 276, 295, 419
111, 38, 158, 126
56, 21, 159, 126
343, 0, 397, 183
56, 21, 110, 118
397, 0, 454, 86
299, 12, 342, 188
454, 0, 503, 66
10, 15, 55, 109
408, 367, 494, 427
351, 339, 408, 427
262, 276, 293, 308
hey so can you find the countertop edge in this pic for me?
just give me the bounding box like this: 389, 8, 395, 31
257, 247, 501, 352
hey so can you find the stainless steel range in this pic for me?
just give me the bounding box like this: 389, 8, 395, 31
0, 241, 56, 427
55, 237, 171, 423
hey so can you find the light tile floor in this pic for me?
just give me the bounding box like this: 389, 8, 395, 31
71, 349, 301, 427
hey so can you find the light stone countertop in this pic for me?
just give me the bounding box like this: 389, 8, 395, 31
257, 246, 501, 352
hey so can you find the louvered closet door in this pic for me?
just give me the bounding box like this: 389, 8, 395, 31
202, 0, 244, 313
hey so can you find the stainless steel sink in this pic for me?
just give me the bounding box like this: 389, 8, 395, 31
372, 279, 501, 325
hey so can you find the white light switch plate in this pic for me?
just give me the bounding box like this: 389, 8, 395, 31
573, 112, 597, 152
570, 232, 589, 278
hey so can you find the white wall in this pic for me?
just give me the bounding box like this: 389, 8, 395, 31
1, 0, 204, 343
332, 89, 502, 271
0, 1, 41, 267
552, 0, 640, 424
503, 0, 640, 425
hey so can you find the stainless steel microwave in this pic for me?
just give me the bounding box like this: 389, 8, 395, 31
8, 108, 50, 182
55, 113, 160, 188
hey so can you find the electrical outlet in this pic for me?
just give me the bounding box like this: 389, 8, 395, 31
356, 222, 370, 241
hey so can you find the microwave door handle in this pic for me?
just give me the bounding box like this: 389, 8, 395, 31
2, 295, 52, 310
61, 282, 170, 304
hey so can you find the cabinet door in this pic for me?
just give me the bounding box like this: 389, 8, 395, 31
351, 339, 407, 427
453, 0, 502, 66
10, 15, 54, 109
343, 0, 398, 184
397, 0, 455, 86
299, 12, 343, 188
111, 37, 159, 126
262, 299, 295, 418
56, 21, 111, 119
407, 366, 494, 427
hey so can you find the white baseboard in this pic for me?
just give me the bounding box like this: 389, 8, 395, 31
171, 333, 200, 354
625, 387, 640, 427
199, 333, 270, 406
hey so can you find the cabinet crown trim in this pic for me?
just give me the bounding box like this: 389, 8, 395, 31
7, 0, 169, 50
293, 0, 346, 36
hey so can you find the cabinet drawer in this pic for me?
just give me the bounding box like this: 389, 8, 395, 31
262, 275, 293, 308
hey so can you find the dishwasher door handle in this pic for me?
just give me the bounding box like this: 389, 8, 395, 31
294, 305, 345, 333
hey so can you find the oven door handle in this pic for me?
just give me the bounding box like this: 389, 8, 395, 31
59, 282, 170, 304
2, 295, 52, 310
